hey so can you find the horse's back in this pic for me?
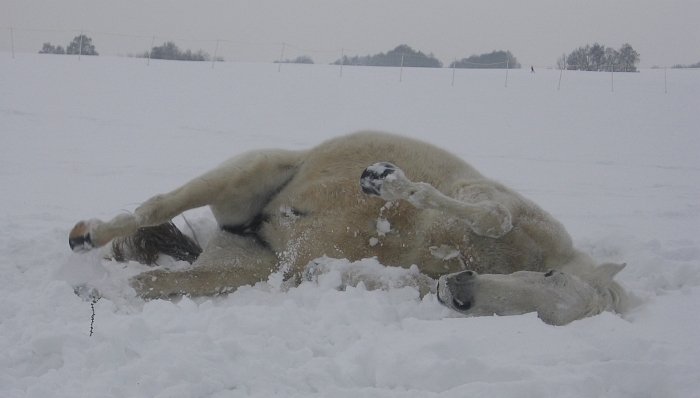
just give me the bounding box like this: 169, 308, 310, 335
297, 131, 483, 190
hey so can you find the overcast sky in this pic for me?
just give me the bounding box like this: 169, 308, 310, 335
3, 0, 699, 67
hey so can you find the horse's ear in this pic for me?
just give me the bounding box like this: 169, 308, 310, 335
592, 262, 626, 287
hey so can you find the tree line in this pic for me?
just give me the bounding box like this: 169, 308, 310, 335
39, 35, 98, 55
671, 61, 700, 69
136, 41, 223, 62
331, 45, 520, 69
38, 36, 221, 62
450, 51, 520, 69
37, 36, 651, 72
557, 43, 640, 72
333, 45, 444, 68
275, 55, 314, 64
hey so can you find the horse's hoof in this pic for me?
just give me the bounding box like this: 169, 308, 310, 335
360, 162, 398, 196
69, 221, 94, 252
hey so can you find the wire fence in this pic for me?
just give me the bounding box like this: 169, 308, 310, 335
3, 25, 697, 93
2, 26, 350, 64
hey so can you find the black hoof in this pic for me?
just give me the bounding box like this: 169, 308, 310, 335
69, 221, 95, 252
360, 162, 398, 196
69, 233, 93, 252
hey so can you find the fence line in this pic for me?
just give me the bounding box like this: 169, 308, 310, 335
4, 25, 699, 71
3, 25, 696, 93
2, 25, 520, 67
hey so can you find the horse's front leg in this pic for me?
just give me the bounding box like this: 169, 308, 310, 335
69, 149, 304, 253
360, 162, 513, 238
68, 181, 213, 252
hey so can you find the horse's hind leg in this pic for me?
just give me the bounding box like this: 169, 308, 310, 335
130, 231, 278, 299
68, 175, 228, 252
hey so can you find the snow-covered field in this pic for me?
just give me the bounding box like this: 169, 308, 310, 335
2, 54, 699, 397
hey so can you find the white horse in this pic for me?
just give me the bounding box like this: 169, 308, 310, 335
69, 131, 628, 325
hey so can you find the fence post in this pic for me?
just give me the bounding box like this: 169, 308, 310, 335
147, 35, 155, 65
451, 59, 456, 87
211, 39, 220, 69
78, 30, 84, 60
611, 64, 614, 92
277, 42, 286, 72
339, 48, 344, 78
399, 54, 404, 82
504, 59, 509, 88
557, 68, 563, 91
664, 67, 668, 94
10, 27, 15, 59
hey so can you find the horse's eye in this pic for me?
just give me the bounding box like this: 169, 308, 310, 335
544, 270, 555, 277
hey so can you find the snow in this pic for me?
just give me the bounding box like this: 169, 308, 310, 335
2, 54, 700, 397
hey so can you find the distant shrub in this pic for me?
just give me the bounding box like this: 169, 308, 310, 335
562, 43, 639, 72
67, 35, 98, 55
334, 45, 442, 68
39, 35, 98, 56
450, 50, 520, 69
275, 55, 314, 64
671, 61, 700, 69
143, 42, 217, 62
39, 42, 65, 54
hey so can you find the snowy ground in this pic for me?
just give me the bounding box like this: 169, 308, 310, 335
1, 54, 699, 397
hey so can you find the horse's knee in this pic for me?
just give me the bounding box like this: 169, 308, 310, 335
134, 194, 170, 224
468, 202, 513, 238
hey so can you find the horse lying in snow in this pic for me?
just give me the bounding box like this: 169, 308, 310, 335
69, 131, 628, 325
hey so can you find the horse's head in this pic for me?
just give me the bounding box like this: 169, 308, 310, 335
436, 263, 626, 325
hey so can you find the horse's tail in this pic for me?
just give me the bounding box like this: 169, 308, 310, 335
111, 221, 202, 265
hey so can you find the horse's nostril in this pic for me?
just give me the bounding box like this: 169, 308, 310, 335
452, 298, 472, 311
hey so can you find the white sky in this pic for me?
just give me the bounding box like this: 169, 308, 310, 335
3, 0, 699, 67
